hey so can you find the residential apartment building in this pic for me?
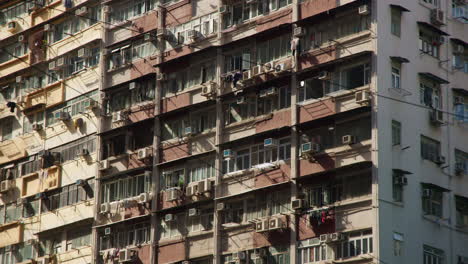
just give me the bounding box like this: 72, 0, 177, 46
0, 0, 466, 264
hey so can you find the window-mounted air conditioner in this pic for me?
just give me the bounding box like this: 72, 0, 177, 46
430, 9, 445, 25
301, 142, 321, 155
166, 188, 180, 201
263, 138, 278, 148
118, 248, 134, 263
99, 160, 110, 171
138, 192, 151, 203
320, 234, 331, 243
7, 21, 18, 33
188, 208, 200, 217
0, 180, 13, 193
255, 220, 267, 232
184, 126, 193, 136
435, 155, 446, 165
252, 65, 262, 76
268, 216, 285, 230
100, 202, 110, 214
232, 251, 246, 261
317, 71, 330, 80
223, 149, 234, 159
291, 199, 304, 210
165, 213, 176, 222
358, 5, 369, 15
430, 109, 444, 125
330, 232, 345, 242
77, 48, 90, 58
454, 96, 464, 105
137, 148, 150, 160
55, 111, 70, 121
342, 135, 356, 145
355, 90, 371, 104
394, 175, 408, 185
263, 62, 274, 72
201, 82, 216, 97
112, 111, 126, 123
293, 26, 305, 37
187, 29, 199, 40
216, 202, 226, 211
274, 63, 287, 74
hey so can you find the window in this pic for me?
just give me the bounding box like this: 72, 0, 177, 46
66, 228, 91, 251
108, 79, 155, 112
298, 239, 328, 264
305, 186, 329, 208
160, 169, 184, 190
452, 1, 467, 21
162, 118, 188, 140
278, 138, 291, 160
224, 97, 256, 125
42, 179, 94, 212
1, 119, 13, 141
224, 49, 251, 73
159, 214, 184, 239
46, 91, 98, 126
422, 185, 443, 217
99, 221, 150, 250
53, 135, 96, 163
50, 5, 101, 43
392, 171, 404, 203
5, 203, 21, 224
391, 66, 401, 89
189, 161, 215, 183
456, 195, 468, 227
336, 230, 373, 259
0, 1, 28, 24
423, 0, 439, 7
0, 42, 29, 64
298, 78, 331, 102
0, 83, 16, 101
419, 30, 440, 58
420, 80, 441, 109
19, 74, 47, 95
256, 34, 291, 65
190, 109, 216, 134
391, 8, 401, 37
420, 135, 441, 162
455, 149, 467, 175
187, 209, 214, 232
392, 120, 401, 146
110, 0, 155, 23
165, 13, 218, 50
23, 198, 39, 218
423, 245, 444, 264
101, 173, 151, 203
452, 43, 468, 73
109, 41, 156, 69
454, 95, 468, 122
393, 232, 403, 256
341, 63, 371, 90
102, 134, 126, 159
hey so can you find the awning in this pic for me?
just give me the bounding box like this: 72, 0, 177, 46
93, 214, 150, 229
417, 22, 450, 36
390, 56, 410, 63
390, 4, 410, 12
393, 168, 413, 175
421, 182, 450, 192
419, 72, 449, 84
451, 38, 467, 46
453, 88, 468, 96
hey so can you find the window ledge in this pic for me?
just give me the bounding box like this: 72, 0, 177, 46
0, 53, 29, 68
186, 229, 213, 239
333, 195, 373, 208
333, 254, 373, 263
107, 63, 132, 73
422, 214, 449, 226
221, 222, 251, 230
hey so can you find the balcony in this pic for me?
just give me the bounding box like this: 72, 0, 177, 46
0, 53, 30, 78
57, 245, 92, 264
0, 137, 28, 165
46, 23, 104, 60
0, 221, 23, 248
38, 200, 94, 233
22, 81, 65, 114
20, 165, 61, 198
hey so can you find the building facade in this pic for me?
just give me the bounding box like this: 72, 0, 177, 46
0, 0, 467, 264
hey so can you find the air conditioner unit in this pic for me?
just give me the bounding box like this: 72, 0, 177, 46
233, 251, 246, 261
242, 70, 251, 81
112, 111, 126, 123
223, 149, 234, 159
237, 96, 246, 104
291, 199, 304, 210
293, 26, 305, 37
264, 138, 278, 148
165, 213, 176, 222
435, 155, 446, 165
77, 148, 89, 157
32, 123, 43, 131
355, 90, 371, 104
39, 256, 51, 264
75, 179, 86, 187
320, 234, 330, 243
274, 63, 287, 74
394, 175, 408, 185
252, 65, 262, 76
263, 62, 274, 72
100, 202, 110, 213
157, 73, 167, 81
430, 9, 444, 25
77, 48, 90, 58
104, 227, 112, 235
183, 126, 193, 136
330, 232, 345, 242
454, 96, 464, 105
187, 29, 199, 39
267, 87, 278, 95
301, 142, 320, 155
358, 5, 369, 15
268, 217, 284, 230
18, 35, 27, 43
219, 5, 231, 14
423, 188, 433, 198
75, 6, 89, 16
188, 208, 200, 217
255, 221, 265, 232
118, 248, 134, 263
48, 61, 57, 71
137, 148, 149, 160
7, 21, 18, 33
455, 162, 466, 176
55, 111, 70, 121
138, 192, 151, 203
166, 188, 180, 201
454, 45, 465, 54
430, 109, 444, 125
128, 82, 138, 90
84, 100, 98, 110
201, 82, 216, 97
342, 135, 356, 145
317, 71, 330, 80
216, 202, 226, 211
0, 180, 13, 193
186, 185, 194, 197
99, 160, 110, 171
